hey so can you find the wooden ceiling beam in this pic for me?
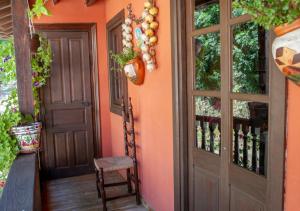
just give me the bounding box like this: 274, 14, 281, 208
85, 0, 97, 7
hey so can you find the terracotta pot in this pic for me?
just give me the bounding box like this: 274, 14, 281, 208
274, 18, 300, 37
11, 122, 42, 154
272, 18, 300, 85
124, 57, 145, 85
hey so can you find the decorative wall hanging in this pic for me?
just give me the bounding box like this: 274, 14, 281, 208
125, 1, 159, 72
272, 20, 300, 85
111, 0, 159, 85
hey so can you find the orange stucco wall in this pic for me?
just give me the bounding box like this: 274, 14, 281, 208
34, 1, 174, 210
105, 1, 174, 210
33, 1, 300, 211
285, 82, 300, 211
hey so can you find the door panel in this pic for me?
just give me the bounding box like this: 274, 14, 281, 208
194, 167, 219, 211
41, 30, 95, 179
230, 187, 265, 211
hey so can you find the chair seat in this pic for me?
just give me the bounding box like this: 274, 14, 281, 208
94, 156, 134, 172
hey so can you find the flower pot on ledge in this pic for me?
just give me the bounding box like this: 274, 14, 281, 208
124, 57, 145, 85
272, 18, 300, 85
11, 122, 42, 154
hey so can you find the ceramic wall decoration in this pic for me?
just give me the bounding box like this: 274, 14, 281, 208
124, 57, 145, 85
272, 19, 300, 85
112, 1, 159, 86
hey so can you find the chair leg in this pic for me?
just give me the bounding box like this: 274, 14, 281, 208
133, 162, 141, 205
126, 168, 132, 193
99, 168, 107, 211
95, 169, 101, 198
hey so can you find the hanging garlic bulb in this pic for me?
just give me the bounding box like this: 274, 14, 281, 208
125, 42, 133, 49
141, 44, 149, 52
126, 34, 133, 41
147, 62, 155, 72
142, 22, 150, 30
125, 18, 132, 25
143, 53, 151, 62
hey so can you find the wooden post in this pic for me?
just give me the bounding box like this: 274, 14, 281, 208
11, 0, 34, 115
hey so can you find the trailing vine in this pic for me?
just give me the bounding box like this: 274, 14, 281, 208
0, 35, 52, 190
28, 0, 51, 19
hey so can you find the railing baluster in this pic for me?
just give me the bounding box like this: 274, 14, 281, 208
196, 121, 202, 149
255, 128, 261, 174
213, 124, 220, 155
252, 131, 257, 173
246, 126, 253, 171
204, 122, 211, 152
238, 124, 244, 167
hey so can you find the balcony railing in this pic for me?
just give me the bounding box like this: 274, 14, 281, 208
0, 154, 41, 211
196, 115, 266, 176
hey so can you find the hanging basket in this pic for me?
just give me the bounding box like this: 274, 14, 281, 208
272, 18, 300, 85
124, 57, 145, 85
11, 122, 42, 154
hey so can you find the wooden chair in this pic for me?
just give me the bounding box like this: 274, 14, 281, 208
94, 98, 141, 211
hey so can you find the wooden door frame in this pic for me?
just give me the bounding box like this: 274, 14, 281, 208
171, 1, 287, 211
35, 23, 102, 159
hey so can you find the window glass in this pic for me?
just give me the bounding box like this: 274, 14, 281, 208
195, 96, 221, 155
194, 32, 221, 90
194, 0, 220, 30
232, 100, 268, 176
232, 22, 269, 94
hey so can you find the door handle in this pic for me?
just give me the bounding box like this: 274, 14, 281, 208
82, 101, 91, 107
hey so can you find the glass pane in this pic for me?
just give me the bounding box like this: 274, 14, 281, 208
195, 96, 221, 155
194, 0, 220, 30
232, 100, 268, 176
231, 0, 247, 17
194, 32, 221, 90
232, 22, 269, 94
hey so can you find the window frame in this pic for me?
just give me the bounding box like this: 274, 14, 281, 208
107, 9, 128, 116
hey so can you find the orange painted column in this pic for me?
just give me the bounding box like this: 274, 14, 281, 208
285, 81, 300, 211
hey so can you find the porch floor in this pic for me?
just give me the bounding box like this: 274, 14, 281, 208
42, 172, 147, 211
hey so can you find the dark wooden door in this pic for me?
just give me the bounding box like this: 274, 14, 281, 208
185, 0, 286, 210
40, 30, 95, 179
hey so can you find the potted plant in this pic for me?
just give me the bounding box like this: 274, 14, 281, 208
0, 34, 52, 154
111, 48, 145, 85
11, 115, 42, 153
236, 0, 300, 85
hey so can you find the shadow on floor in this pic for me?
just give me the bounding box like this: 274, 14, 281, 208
42, 172, 147, 211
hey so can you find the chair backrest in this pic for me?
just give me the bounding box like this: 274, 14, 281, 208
121, 97, 137, 160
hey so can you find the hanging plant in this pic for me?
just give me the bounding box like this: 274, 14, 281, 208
28, 0, 51, 19
235, 0, 300, 30
28, 0, 51, 37
111, 48, 145, 85
235, 0, 300, 85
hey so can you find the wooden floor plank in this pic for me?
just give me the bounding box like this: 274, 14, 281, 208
42, 172, 147, 211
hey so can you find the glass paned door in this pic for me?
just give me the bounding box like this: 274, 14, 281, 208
188, 0, 222, 210
186, 0, 286, 210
